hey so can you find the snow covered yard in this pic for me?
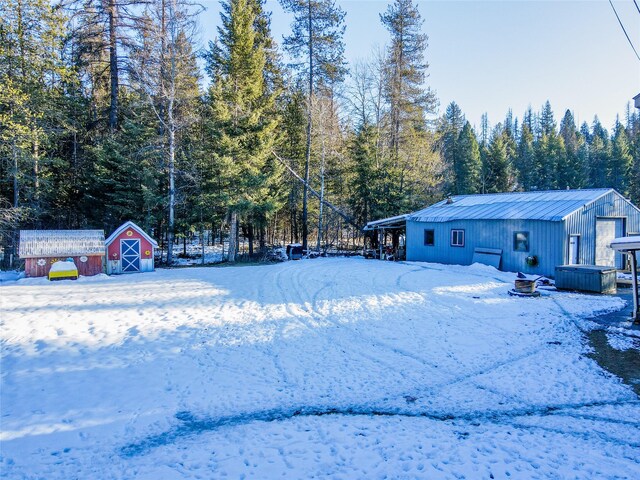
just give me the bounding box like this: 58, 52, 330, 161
1, 258, 639, 479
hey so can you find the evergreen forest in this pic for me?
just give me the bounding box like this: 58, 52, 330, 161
1, 0, 639, 265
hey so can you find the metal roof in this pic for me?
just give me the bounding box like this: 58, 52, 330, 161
611, 235, 640, 252
408, 189, 617, 223
363, 214, 409, 231
19, 230, 106, 258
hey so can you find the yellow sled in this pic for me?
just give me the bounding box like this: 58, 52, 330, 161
48, 260, 79, 281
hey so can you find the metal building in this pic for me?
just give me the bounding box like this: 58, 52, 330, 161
401, 189, 640, 277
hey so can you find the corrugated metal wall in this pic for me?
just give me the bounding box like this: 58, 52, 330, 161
406, 219, 564, 276
406, 191, 640, 276
563, 190, 640, 267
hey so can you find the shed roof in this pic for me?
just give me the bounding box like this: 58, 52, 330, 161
19, 230, 105, 258
363, 214, 409, 231
105, 221, 158, 247
610, 235, 640, 252
408, 189, 618, 223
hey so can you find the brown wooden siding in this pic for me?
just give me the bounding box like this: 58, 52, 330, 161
25, 255, 104, 278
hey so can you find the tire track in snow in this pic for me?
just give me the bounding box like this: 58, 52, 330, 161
119, 397, 640, 457
307, 262, 443, 371
290, 260, 441, 391
394, 265, 522, 338
276, 261, 405, 392
267, 262, 302, 387
124, 261, 635, 459
390, 264, 580, 403
288, 260, 548, 407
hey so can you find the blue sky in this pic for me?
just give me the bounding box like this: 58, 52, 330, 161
199, 1, 640, 132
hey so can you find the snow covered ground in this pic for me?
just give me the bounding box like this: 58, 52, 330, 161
163, 244, 225, 266
1, 258, 639, 478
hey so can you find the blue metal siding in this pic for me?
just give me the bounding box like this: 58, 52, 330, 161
406, 219, 564, 276
562, 190, 640, 266
405, 190, 640, 277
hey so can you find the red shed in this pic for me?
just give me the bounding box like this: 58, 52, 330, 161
19, 230, 105, 278
105, 221, 158, 274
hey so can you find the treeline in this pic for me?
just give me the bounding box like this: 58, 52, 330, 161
1, 0, 638, 265
437, 101, 640, 199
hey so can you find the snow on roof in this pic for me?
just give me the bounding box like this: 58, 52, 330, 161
408, 189, 618, 223
363, 214, 409, 230
19, 230, 105, 258
610, 236, 640, 252
105, 221, 158, 247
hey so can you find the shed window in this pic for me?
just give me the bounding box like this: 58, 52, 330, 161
513, 232, 529, 252
451, 229, 465, 247
424, 229, 435, 246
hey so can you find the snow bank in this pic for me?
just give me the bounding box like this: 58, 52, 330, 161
0, 270, 23, 284
1, 258, 638, 478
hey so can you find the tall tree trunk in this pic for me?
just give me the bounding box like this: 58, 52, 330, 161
108, 0, 118, 131
248, 223, 254, 256
302, 0, 313, 252
158, 0, 166, 135
201, 210, 205, 265
316, 138, 325, 251
12, 140, 19, 208
228, 210, 237, 262
166, 127, 176, 264
33, 135, 39, 218
259, 224, 266, 252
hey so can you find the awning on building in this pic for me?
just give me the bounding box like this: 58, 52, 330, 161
363, 214, 408, 231
611, 236, 640, 323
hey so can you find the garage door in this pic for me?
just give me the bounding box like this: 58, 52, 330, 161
595, 218, 623, 267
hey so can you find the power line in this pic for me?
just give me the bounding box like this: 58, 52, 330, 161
609, 0, 640, 62
634, 0, 640, 15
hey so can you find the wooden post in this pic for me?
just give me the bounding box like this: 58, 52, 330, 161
631, 251, 639, 323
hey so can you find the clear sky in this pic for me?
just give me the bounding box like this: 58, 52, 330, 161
198, 0, 640, 132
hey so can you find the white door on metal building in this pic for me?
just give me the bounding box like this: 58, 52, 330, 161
595, 218, 623, 268
568, 235, 579, 264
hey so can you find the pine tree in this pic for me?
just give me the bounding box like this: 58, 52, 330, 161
539, 100, 555, 136
66, 0, 146, 131
0, 0, 70, 223
588, 117, 610, 187
348, 124, 381, 226
609, 118, 633, 195
515, 122, 535, 190
379, 0, 439, 215
627, 107, 640, 203
280, 0, 346, 251
89, 120, 164, 231
277, 88, 307, 243
484, 127, 512, 193
438, 101, 465, 193
480, 112, 490, 147
558, 110, 586, 189
533, 101, 562, 190
455, 121, 482, 194
206, 0, 279, 261
380, 0, 436, 156
129, 0, 201, 264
